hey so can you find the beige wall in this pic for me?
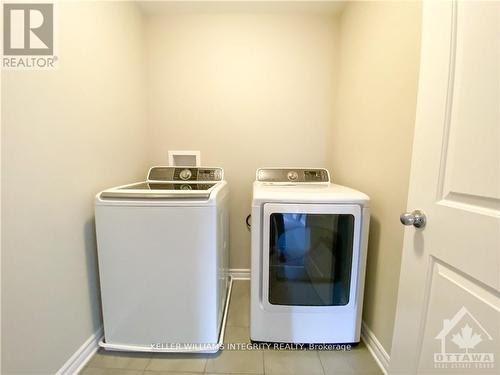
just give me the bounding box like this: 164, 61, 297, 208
1, 2, 148, 373
331, 2, 422, 353
145, 12, 339, 268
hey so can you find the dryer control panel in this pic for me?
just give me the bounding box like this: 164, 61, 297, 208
147, 167, 223, 182
256, 168, 330, 183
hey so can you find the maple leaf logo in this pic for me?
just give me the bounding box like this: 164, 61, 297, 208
451, 324, 483, 353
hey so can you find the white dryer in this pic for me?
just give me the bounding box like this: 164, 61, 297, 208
250, 168, 370, 344
95, 167, 230, 353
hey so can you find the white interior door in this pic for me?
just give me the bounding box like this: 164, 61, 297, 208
390, 1, 500, 374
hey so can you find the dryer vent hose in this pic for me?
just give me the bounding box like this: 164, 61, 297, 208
246, 214, 251, 230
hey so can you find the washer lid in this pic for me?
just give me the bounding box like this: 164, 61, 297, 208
100, 182, 218, 200
99, 166, 225, 200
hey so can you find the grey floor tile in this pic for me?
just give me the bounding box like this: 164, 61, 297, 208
205, 349, 264, 374
143, 371, 202, 375
344, 343, 382, 375
227, 281, 250, 328
264, 350, 324, 375
318, 343, 382, 375
224, 325, 251, 344
79, 367, 143, 375
146, 353, 208, 372
318, 350, 357, 375
232, 280, 250, 298
85, 349, 151, 370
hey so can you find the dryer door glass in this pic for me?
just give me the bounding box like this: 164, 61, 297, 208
268, 213, 354, 306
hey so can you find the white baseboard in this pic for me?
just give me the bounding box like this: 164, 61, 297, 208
361, 321, 390, 375
56, 326, 103, 375
229, 268, 250, 280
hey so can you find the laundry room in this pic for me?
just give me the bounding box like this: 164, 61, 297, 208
2, 1, 499, 375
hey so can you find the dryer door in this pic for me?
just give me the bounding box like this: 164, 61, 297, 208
262, 203, 362, 311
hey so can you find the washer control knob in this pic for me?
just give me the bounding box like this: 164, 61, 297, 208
287, 171, 299, 181
180, 184, 192, 190
179, 169, 192, 181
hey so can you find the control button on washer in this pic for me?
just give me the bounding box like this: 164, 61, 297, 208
287, 171, 299, 181
179, 169, 192, 181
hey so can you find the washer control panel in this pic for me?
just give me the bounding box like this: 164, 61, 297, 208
257, 168, 329, 183
148, 167, 223, 182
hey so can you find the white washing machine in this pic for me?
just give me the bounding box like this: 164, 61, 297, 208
250, 168, 370, 344
95, 166, 230, 353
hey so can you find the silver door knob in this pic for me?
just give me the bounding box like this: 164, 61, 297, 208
400, 210, 426, 228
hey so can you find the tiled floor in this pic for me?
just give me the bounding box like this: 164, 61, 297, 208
81, 280, 382, 375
